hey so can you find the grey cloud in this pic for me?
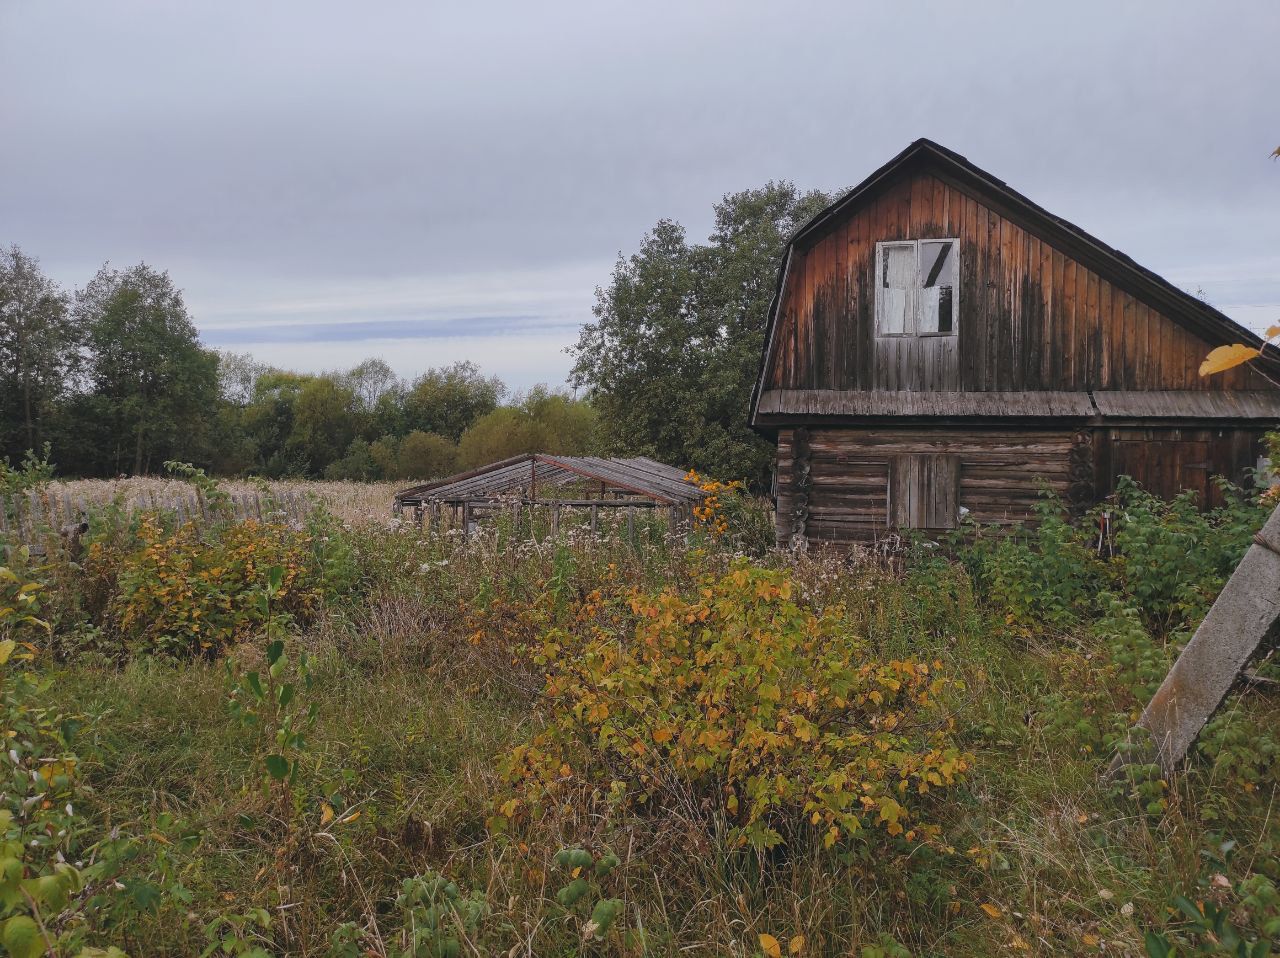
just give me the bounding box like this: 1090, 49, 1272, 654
2, 0, 1278, 390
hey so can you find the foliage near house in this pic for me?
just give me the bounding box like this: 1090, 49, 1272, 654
0, 468, 1277, 955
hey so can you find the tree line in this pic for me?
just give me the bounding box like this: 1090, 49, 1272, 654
0, 245, 596, 480
3, 179, 829, 486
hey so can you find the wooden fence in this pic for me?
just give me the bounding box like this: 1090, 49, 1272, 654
0, 488, 316, 552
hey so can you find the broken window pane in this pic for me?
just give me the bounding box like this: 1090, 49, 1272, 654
879, 244, 914, 335
918, 240, 957, 334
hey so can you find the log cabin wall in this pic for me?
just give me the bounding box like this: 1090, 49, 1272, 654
775, 426, 1080, 546
775, 424, 1269, 546
765, 169, 1272, 395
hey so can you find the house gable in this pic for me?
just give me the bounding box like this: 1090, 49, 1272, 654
752, 141, 1278, 426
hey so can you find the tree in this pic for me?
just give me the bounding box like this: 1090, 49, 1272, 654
404, 361, 504, 442
369, 435, 400, 477
0, 245, 77, 460
217, 350, 276, 405
75, 263, 218, 474
571, 182, 832, 487
324, 438, 379, 480
394, 430, 458, 479
519, 386, 598, 454
454, 388, 595, 468
341, 357, 401, 411
241, 371, 312, 476
457, 407, 544, 468
287, 376, 360, 475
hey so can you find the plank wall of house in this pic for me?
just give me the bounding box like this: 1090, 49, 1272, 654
750, 139, 1280, 548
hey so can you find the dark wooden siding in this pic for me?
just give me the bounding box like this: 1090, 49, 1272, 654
766, 171, 1271, 394
1094, 427, 1267, 509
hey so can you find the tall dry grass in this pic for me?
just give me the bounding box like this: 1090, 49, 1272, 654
48, 478, 404, 526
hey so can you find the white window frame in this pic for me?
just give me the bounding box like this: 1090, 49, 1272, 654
874, 238, 960, 339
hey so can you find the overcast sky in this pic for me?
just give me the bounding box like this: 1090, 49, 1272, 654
3, 1, 1278, 391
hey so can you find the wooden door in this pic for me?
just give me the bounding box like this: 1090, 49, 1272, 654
890, 454, 960, 530
1111, 439, 1212, 503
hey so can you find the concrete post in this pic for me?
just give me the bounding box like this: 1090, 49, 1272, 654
1117, 503, 1280, 775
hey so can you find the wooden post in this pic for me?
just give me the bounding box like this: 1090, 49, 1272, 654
551, 503, 560, 539
590, 504, 598, 537
1113, 503, 1280, 775
627, 505, 635, 542
27, 490, 41, 539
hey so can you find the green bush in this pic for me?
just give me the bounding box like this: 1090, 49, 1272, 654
1041, 596, 1172, 757
92, 514, 323, 658
963, 479, 1268, 635
1108, 478, 1264, 633
2, 635, 188, 956
961, 494, 1103, 626
500, 560, 972, 853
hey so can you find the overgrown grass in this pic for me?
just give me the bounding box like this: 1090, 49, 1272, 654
3, 478, 1278, 956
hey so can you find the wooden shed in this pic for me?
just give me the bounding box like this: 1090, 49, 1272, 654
750, 139, 1280, 548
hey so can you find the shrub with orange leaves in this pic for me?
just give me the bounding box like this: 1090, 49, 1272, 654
684, 469, 773, 555
98, 514, 323, 657
498, 560, 972, 852
685, 469, 744, 540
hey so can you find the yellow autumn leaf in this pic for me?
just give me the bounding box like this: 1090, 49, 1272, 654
1199, 343, 1259, 376
1266, 324, 1280, 340
338, 810, 361, 825
980, 902, 1003, 919
320, 804, 335, 825
653, 727, 673, 744
1082, 933, 1100, 946
759, 933, 782, 958
0, 639, 14, 665
789, 934, 807, 955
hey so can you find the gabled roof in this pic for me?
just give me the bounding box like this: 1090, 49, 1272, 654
751, 138, 1280, 420
394, 454, 706, 506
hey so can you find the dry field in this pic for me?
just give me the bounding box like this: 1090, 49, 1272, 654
47, 477, 405, 526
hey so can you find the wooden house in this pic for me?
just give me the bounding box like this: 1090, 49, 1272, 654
749, 139, 1280, 548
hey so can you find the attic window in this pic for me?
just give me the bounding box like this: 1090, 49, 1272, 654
875, 239, 959, 337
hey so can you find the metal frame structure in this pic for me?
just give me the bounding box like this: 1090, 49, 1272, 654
393, 454, 707, 537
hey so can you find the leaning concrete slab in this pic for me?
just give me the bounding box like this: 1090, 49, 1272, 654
1119, 503, 1280, 775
